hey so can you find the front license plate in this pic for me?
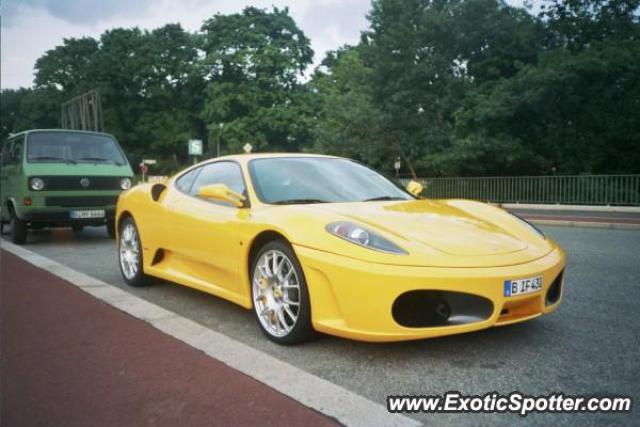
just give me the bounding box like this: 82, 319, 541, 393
70, 209, 105, 219
504, 275, 543, 297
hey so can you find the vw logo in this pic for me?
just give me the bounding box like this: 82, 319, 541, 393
80, 178, 90, 188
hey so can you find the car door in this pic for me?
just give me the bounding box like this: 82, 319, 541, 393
163, 161, 249, 294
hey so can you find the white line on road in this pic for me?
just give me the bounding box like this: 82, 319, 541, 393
0, 240, 420, 427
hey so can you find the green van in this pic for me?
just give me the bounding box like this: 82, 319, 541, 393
0, 129, 134, 244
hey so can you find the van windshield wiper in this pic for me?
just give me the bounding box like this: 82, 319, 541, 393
30, 156, 65, 161
77, 157, 122, 166
271, 198, 330, 205
361, 196, 406, 202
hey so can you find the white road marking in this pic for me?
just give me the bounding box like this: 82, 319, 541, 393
1, 240, 420, 427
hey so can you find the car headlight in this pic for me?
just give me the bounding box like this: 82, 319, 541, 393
512, 213, 545, 239
326, 221, 408, 255
30, 177, 45, 191
120, 178, 132, 190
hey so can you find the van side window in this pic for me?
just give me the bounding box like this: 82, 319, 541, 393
11, 140, 23, 164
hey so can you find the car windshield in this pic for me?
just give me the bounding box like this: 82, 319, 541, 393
27, 132, 127, 165
248, 157, 413, 204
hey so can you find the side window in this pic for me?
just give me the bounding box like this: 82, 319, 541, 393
11, 140, 23, 164
175, 168, 200, 194
190, 162, 246, 206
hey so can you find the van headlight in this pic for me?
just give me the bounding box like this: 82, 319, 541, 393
120, 178, 132, 190
326, 221, 408, 254
30, 177, 45, 191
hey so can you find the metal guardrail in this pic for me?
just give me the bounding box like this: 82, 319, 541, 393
402, 175, 640, 206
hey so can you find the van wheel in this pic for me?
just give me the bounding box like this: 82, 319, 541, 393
106, 220, 116, 239
72, 225, 84, 232
9, 208, 27, 245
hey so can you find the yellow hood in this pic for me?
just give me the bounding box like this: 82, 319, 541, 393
265, 199, 554, 268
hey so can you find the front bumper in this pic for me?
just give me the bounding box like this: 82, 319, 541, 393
294, 244, 566, 342
19, 206, 116, 225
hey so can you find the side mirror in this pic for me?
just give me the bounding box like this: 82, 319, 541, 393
197, 183, 246, 207
406, 179, 424, 197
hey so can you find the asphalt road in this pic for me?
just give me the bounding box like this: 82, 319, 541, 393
4, 225, 640, 426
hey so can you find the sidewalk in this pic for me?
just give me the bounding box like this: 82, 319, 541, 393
0, 250, 336, 427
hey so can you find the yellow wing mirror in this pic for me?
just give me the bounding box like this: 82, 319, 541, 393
197, 183, 246, 207
406, 179, 424, 197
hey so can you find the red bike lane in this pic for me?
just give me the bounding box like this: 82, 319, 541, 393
0, 250, 337, 427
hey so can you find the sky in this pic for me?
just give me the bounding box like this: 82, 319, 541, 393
1, 0, 534, 90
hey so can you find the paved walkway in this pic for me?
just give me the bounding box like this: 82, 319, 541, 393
0, 250, 337, 427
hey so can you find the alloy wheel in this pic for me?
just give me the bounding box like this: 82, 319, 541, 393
252, 249, 301, 338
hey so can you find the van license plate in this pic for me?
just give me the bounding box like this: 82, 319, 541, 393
504, 275, 543, 297
70, 209, 105, 219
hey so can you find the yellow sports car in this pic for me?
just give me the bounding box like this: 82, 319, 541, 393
116, 154, 565, 344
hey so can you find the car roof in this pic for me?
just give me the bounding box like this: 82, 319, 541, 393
6, 129, 116, 139
215, 153, 340, 163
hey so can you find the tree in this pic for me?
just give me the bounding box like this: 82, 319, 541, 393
35, 37, 99, 94
448, 0, 640, 175
452, 39, 640, 175
199, 7, 314, 154
1, 89, 30, 140
131, 24, 205, 165
542, 0, 640, 52
311, 46, 389, 170
1, 88, 64, 139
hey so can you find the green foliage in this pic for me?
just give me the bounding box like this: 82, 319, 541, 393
311, 47, 389, 169
2, 1, 639, 176
313, 0, 640, 176
453, 39, 640, 174
199, 7, 314, 154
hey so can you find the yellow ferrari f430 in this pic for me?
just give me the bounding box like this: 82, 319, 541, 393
116, 154, 565, 344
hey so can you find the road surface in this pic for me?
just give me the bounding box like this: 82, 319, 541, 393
3, 224, 639, 425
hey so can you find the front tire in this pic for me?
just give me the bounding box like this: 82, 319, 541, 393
250, 240, 315, 345
118, 217, 149, 287
9, 207, 27, 245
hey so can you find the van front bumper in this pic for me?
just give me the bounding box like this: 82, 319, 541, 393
19, 206, 116, 225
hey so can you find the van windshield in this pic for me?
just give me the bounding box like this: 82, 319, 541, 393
27, 132, 127, 165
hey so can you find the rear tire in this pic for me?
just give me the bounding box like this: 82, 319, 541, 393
250, 240, 315, 345
117, 217, 149, 287
72, 225, 84, 232
9, 207, 27, 245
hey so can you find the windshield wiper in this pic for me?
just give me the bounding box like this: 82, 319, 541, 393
77, 157, 122, 166
361, 196, 406, 202
272, 198, 330, 205
30, 156, 65, 161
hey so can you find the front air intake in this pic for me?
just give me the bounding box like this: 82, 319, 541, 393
545, 270, 564, 306
392, 290, 493, 328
